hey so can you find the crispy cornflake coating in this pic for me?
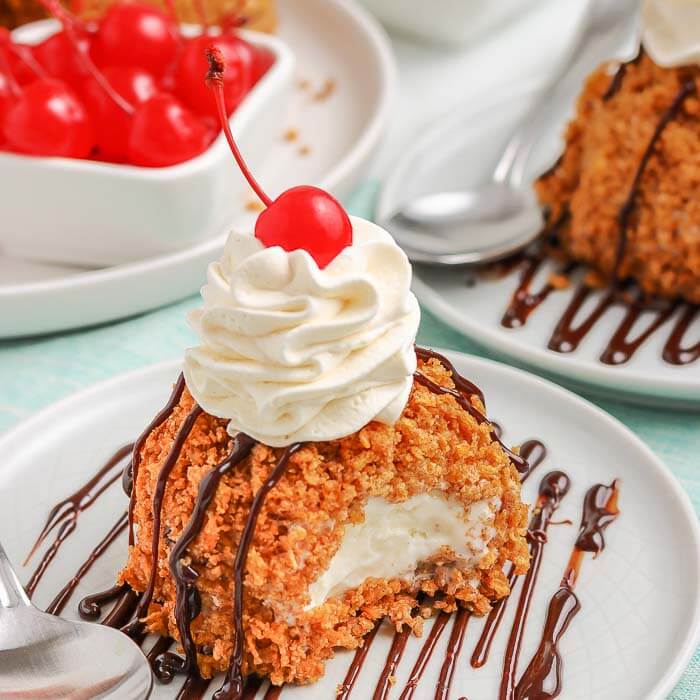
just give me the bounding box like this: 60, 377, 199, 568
120, 358, 529, 685
536, 53, 700, 303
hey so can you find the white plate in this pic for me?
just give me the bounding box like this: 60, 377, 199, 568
0, 350, 697, 700
377, 85, 700, 409
0, 0, 396, 338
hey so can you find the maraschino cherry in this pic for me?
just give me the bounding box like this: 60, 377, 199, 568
2, 20, 94, 159
0, 46, 18, 145
3, 78, 95, 157
206, 46, 352, 268
83, 66, 157, 161
34, 28, 91, 88
93, 3, 178, 78
128, 93, 210, 167
0, 71, 11, 123
0, 29, 44, 85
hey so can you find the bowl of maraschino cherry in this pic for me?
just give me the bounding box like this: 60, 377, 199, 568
0, 0, 293, 267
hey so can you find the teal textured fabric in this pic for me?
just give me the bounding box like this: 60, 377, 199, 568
0, 182, 698, 698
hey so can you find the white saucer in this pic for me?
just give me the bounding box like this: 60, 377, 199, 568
0, 350, 697, 699
0, 0, 396, 338
377, 85, 700, 409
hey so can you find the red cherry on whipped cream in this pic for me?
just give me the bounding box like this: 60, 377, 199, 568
255, 186, 352, 268
205, 46, 352, 268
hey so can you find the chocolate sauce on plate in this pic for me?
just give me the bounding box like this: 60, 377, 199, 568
498, 472, 571, 700
336, 623, 381, 700
514, 481, 620, 700
497, 79, 699, 366
435, 608, 471, 700
398, 612, 451, 700
46, 511, 128, 616
24, 443, 132, 596
373, 627, 411, 700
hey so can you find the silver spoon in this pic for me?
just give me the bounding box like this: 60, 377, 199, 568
0, 541, 152, 699
379, 0, 642, 266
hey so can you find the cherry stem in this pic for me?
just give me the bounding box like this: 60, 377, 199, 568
38, 0, 134, 115
8, 42, 48, 79
206, 46, 272, 207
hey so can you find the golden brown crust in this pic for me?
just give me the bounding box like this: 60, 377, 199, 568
536, 53, 700, 303
120, 357, 529, 685
2, 0, 276, 32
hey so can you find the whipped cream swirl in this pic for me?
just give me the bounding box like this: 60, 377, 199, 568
184, 217, 420, 447
642, 0, 700, 67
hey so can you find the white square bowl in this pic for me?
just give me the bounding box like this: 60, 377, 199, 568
0, 20, 295, 267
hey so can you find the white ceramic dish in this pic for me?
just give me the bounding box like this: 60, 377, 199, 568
0, 0, 396, 337
359, 0, 541, 46
377, 84, 700, 409
0, 350, 697, 700
3, 20, 295, 267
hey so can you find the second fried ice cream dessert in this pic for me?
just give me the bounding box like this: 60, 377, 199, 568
536, 0, 700, 304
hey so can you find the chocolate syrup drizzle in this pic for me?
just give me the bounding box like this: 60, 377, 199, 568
373, 627, 411, 700
27, 355, 622, 700
498, 472, 571, 700
156, 433, 256, 678
127, 374, 186, 545
24, 442, 132, 596
215, 442, 302, 700
514, 481, 620, 700
336, 623, 382, 700
79, 582, 129, 620
415, 348, 527, 475
497, 78, 699, 366
46, 511, 128, 616
399, 611, 451, 700
602, 50, 642, 102
125, 404, 204, 636
435, 608, 471, 700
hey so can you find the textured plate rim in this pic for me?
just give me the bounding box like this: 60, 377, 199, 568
0, 350, 697, 699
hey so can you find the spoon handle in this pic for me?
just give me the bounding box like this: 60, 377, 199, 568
493, 0, 641, 187
0, 540, 31, 608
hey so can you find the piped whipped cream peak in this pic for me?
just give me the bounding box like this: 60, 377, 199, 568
184, 216, 421, 447
642, 0, 700, 67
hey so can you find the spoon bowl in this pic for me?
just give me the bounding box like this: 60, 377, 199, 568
380, 0, 641, 266
0, 543, 152, 699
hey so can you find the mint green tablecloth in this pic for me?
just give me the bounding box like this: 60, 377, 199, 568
0, 183, 698, 698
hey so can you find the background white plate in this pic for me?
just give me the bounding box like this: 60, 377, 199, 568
0, 0, 396, 338
377, 85, 700, 410
0, 351, 697, 700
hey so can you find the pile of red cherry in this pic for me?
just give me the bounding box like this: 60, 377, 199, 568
0, 0, 273, 166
